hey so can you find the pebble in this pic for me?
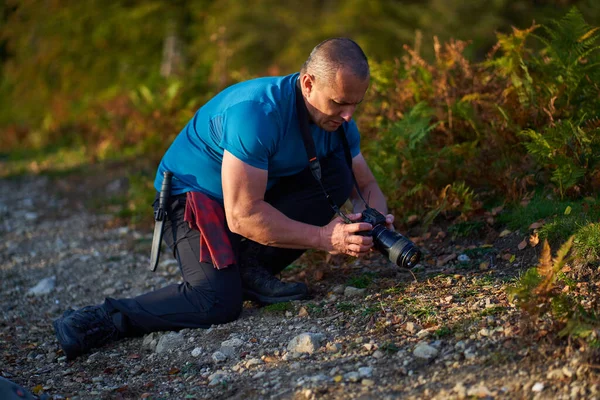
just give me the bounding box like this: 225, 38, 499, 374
191, 347, 203, 357
358, 367, 373, 378
287, 332, 324, 354
413, 343, 439, 360
532, 382, 544, 392
155, 332, 185, 354
344, 286, 366, 297
372, 350, 385, 359
27, 276, 56, 296
344, 372, 360, 382
212, 351, 228, 363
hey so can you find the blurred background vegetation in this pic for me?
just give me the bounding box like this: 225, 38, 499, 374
1, 0, 599, 221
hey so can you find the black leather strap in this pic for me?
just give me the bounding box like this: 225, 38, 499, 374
294, 80, 369, 213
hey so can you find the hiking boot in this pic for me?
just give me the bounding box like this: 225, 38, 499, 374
53, 305, 122, 360
240, 264, 309, 304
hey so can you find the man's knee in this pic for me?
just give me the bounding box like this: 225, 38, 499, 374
185, 279, 243, 324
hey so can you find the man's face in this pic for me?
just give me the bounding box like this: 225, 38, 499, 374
301, 68, 369, 132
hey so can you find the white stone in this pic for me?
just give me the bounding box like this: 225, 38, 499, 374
287, 332, 325, 354
413, 343, 439, 360
191, 347, 203, 357
27, 276, 56, 296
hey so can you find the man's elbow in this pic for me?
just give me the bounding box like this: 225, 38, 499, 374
226, 204, 257, 237
226, 209, 246, 236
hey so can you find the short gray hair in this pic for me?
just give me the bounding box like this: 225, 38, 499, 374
300, 38, 369, 86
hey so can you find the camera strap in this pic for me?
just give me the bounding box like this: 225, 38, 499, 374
294, 80, 369, 221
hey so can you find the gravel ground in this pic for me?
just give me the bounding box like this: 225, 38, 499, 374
1, 175, 599, 400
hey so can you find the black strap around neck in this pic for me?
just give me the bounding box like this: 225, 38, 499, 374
294, 80, 369, 216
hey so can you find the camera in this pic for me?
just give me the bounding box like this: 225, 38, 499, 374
357, 207, 422, 269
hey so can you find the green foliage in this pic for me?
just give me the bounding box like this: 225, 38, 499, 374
380, 342, 400, 354
531, 7, 600, 119
345, 273, 376, 289
433, 326, 453, 338
120, 172, 157, 225
573, 223, 600, 262
498, 193, 600, 246
263, 302, 293, 313
336, 302, 356, 312
520, 119, 600, 199
509, 237, 599, 341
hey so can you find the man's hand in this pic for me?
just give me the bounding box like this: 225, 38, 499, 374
385, 213, 395, 231
318, 213, 374, 257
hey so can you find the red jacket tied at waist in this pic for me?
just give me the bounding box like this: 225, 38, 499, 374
183, 191, 236, 269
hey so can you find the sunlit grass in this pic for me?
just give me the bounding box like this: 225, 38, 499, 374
573, 223, 600, 262
0, 145, 89, 178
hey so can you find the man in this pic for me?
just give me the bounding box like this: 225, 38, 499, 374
53, 38, 395, 360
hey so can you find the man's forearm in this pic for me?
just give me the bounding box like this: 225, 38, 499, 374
352, 181, 388, 215
228, 201, 324, 250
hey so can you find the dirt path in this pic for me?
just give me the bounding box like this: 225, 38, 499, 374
0, 175, 596, 400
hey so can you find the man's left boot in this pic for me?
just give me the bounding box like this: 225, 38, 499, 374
53, 304, 123, 360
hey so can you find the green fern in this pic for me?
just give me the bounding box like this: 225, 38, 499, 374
532, 7, 600, 118
520, 118, 600, 198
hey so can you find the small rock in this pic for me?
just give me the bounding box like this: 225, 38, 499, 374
547, 369, 564, 380
208, 372, 228, 386
344, 286, 366, 297
372, 350, 385, 359
358, 367, 373, 378
212, 351, 227, 363
532, 382, 544, 393
344, 372, 360, 382
191, 347, 203, 357
416, 329, 431, 339
467, 384, 493, 398
413, 343, 439, 360
27, 276, 56, 296
405, 322, 419, 334
155, 332, 185, 354
331, 285, 345, 294
478, 328, 491, 337
562, 367, 574, 378
287, 332, 325, 354
142, 333, 159, 352
457, 254, 470, 262
24, 212, 38, 221
245, 358, 263, 368
361, 379, 375, 387
220, 338, 244, 357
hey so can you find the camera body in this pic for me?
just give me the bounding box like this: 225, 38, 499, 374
357, 207, 388, 236
356, 207, 422, 269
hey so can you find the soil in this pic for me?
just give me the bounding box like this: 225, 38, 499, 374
1, 170, 599, 400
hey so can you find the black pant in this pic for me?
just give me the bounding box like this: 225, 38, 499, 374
104, 152, 353, 335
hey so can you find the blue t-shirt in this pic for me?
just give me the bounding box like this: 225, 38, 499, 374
154, 72, 361, 199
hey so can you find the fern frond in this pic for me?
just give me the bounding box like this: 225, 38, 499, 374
538, 239, 553, 279
552, 235, 574, 273
578, 27, 600, 43
536, 239, 558, 296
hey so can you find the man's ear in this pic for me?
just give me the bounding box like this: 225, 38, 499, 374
301, 73, 314, 97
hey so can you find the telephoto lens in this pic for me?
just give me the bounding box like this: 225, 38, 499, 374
357, 207, 422, 269
371, 225, 421, 269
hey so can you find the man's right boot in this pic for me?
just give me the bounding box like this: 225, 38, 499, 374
239, 260, 309, 305
53, 304, 122, 360
238, 240, 309, 304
